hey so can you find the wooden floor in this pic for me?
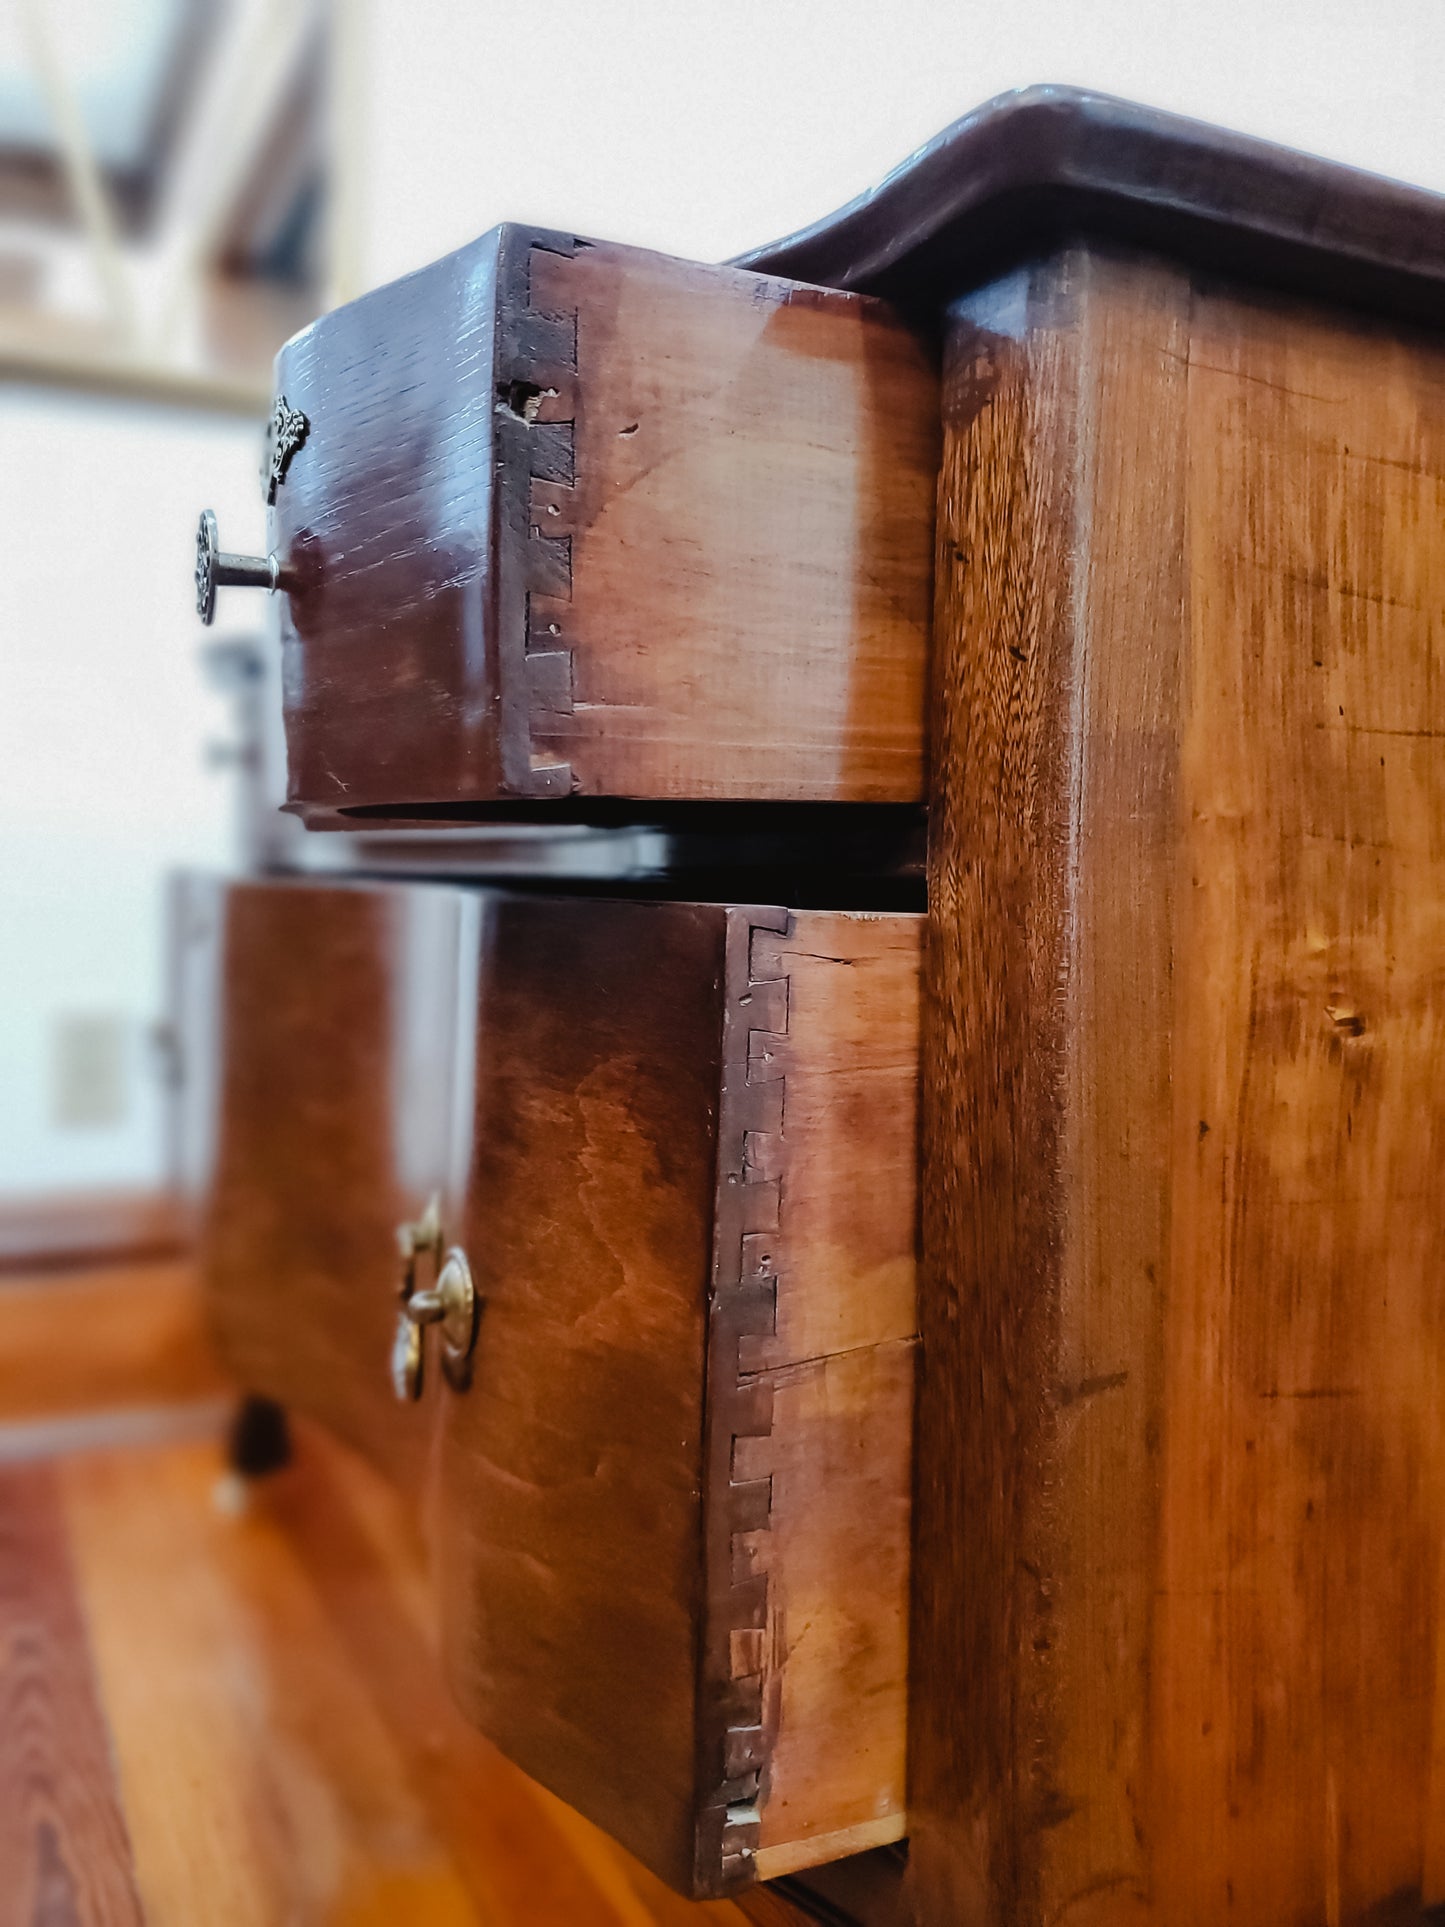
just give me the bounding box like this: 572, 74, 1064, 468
0, 1262, 807, 1927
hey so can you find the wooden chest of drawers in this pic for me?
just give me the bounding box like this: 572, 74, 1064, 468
182, 82, 1445, 1927
179, 877, 920, 1896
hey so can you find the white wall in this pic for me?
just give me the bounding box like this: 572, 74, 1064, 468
0, 389, 262, 1194
359, 0, 1445, 291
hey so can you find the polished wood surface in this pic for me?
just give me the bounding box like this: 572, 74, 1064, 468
521, 243, 937, 802
193, 881, 920, 1899
175, 86, 1445, 1925
0, 1263, 797, 1926
273, 229, 936, 818
916, 241, 1445, 1926
741, 83, 1445, 331
196, 878, 464, 1491
437, 895, 724, 1893
0, 1461, 143, 1925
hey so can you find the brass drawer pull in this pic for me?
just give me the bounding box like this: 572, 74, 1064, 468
392, 1201, 479, 1401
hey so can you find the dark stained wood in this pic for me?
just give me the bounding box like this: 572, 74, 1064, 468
733, 1889, 831, 1927
271, 230, 937, 819
277, 1426, 755, 1927
0, 1461, 143, 1926
430, 898, 918, 1897
915, 239, 1445, 1925
435, 894, 726, 1894
195, 877, 465, 1491
739, 83, 1445, 332
777, 1847, 913, 1926
193, 880, 921, 1899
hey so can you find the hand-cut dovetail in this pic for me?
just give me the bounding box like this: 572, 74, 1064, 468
494, 233, 582, 795
697, 907, 791, 1895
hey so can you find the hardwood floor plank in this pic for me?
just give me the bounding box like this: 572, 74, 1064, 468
268, 1423, 754, 1927
59, 1440, 480, 1926
0, 1264, 788, 1923
0, 1461, 143, 1927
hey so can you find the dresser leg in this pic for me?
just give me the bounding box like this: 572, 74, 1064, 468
225, 1396, 291, 1478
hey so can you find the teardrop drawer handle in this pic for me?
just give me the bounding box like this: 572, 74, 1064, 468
392, 1246, 480, 1402
194, 509, 296, 626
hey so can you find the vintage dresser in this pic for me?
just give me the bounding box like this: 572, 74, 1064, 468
184, 88, 1445, 1926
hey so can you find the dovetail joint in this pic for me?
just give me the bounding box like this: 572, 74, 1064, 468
698, 907, 790, 1894
496, 234, 581, 795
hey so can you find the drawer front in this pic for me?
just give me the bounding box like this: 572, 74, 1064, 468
188, 878, 467, 1490
192, 881, 919, 1898
270, 229, 938, 820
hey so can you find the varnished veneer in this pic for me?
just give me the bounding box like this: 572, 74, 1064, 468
271, 231, 937, 819
742, 83, 1445, 331
192, 877, 465, 1492
8, 1410, 766, 1926
0, 1462, 142, 1926
914, 242, 1445, 1927
193, 881, 920, 1898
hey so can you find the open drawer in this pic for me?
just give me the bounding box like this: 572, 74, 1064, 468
177, 876, 919, 1897
246, 231, 937, 821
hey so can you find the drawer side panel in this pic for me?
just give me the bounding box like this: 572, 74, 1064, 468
437, 896, 727, 1895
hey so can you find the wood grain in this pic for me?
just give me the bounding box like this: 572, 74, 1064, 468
524, 243, 937, 803
700, 908, 918, 1893
194, 882, 921, 1900
198, 878, 464, 1492
273, 229, 936, 818
739, 83, 1445, 334
1156, 272, 1445, 1927
720, 912, 919, 1876
0, 1265, 812, 1925
0, 1263, 225, 1424
63, 1440, 483, 1924
52, 1418, 768, 1926
275, 1423, 756, 1927
435, 894, 726, 1896
751, 1342, 914, 1876
916, 241, 1445, 1925
0, 1461, 142, 1926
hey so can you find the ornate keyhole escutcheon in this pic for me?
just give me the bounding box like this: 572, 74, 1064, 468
263, 394, 310, 504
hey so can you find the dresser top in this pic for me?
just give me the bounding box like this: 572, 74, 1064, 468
737, 85, 1445, 326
